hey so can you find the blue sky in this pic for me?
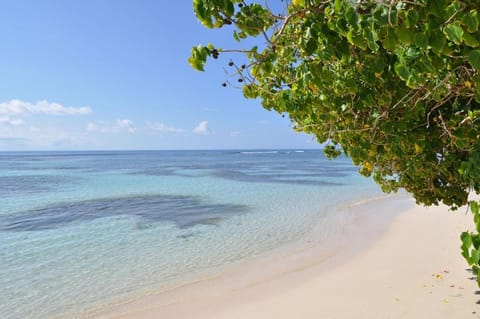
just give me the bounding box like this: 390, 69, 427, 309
0, 1, 318, 150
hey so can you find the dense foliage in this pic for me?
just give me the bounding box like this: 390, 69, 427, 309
190, 0, 480, 284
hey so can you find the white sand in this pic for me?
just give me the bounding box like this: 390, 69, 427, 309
94, 196, 480, 319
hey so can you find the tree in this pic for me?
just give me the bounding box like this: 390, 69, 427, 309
189, 0, 480, 284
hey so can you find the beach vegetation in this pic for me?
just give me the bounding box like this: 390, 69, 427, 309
190, 0, 480, 285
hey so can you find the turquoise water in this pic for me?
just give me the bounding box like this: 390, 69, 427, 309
0, 150, 381, 318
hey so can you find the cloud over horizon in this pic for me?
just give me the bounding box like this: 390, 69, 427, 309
147, 122, 186, 134
0, 99, 91, 116
87, 119, 136, 134
193, 121, 211, 135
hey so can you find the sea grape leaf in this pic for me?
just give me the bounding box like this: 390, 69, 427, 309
444, 23, 464, 45
468, 50, 480, 70
464, 33, 480, 48
463, 10, 479, 33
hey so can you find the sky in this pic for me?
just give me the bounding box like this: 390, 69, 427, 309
0, 1, 319, 151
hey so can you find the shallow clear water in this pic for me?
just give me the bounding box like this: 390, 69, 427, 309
0, 150, 381, 318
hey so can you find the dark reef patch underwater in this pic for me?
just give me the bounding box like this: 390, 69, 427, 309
0, 194, 250, 232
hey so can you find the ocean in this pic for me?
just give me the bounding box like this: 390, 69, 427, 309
0, 150, 382, 318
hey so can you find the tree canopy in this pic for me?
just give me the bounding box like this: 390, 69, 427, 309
190, 0, 480, 284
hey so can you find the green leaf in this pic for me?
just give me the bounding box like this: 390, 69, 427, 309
406, 74, 420, 88
347, 29, 367, 50
188, 45, 210, 71
225, 0, 235, 16
473, 249, 480, 264
443, 23, 464, 45
334, 0, 342, 12
364, 28, 379, 51
414, 32, 429, 50
388, 7, 398, 25
406, 10, 419, 28
462, 231, 473, 261
462, 231, 473, 247
463, 10, 479, 33
471, 201, 480, 215
345, 6, 359, 30
371, 57, 385, 73
405, 46, 420, 60
475, 90, 480, 104
233, 30, 240, 42
305, 39, 318, 55
382, 29, 398, 51
394, 63, 410, 81
323, 144, 342, 159
262, 61, 273, 74
444, 0, 462, 19
473, 234, 480, 250
474, 265, 480, 276
194, 0, 213, 28
429, 32, 447, 53
429, 0, 448, 17
243, 84, 259, 99
188, 56, 203, 71
464, 33, 480, 48
468, 50, 480, 70
395, 28, 413, 45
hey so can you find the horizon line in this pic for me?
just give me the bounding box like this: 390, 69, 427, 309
0, 147, 325, 153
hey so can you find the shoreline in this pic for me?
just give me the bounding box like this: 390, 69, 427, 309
87, 193, 480, 318
85, 193, 401, 317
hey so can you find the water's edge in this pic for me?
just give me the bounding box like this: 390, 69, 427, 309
0, 150, 385, 319
88, 193, 414, 319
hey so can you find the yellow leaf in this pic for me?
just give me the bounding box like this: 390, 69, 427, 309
292, 0, 305, 7
464, 80, 472, 89
308, 83, 319, 94
356, 61, 363, 71
364, 161, 373, 172
414, 143, 422, 154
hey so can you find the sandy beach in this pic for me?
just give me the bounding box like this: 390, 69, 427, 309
94, 195, 479, 319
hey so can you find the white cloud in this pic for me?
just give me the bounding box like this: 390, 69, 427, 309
0, 99, 91, 116
86, 122, 99, 132
230, 131, 240, 137
87, 119, 136, 134
193, 121, 211, 135
0, 116, 25, 127
116, 119, 136, 133
147, 122, 186, 133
